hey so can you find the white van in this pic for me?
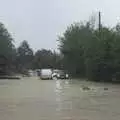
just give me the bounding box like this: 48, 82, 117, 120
40, 69, 52, 79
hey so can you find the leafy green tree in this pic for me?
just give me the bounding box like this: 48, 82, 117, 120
58, 21, 120, 81
17, 40, 33, 71
58, 22, 93, 77
0, 23, 15, 57
0, 22, 16, 75
86, 27, 115, 81
32, 49, 62, 69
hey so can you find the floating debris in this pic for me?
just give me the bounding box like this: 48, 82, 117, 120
82, 85, 91, 91
104, 87, 108, 90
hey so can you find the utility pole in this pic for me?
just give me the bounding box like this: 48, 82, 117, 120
99, 11, 101, 32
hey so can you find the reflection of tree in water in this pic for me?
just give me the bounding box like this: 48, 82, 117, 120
55, 80, 73, 113
55, 80, 63, 93
55, 79, 71, 93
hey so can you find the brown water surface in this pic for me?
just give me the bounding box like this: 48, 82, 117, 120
0, 77, 120, 120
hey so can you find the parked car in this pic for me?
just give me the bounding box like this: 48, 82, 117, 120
28, 70, 34, 76
40, 69, 52, 80
52, 70, 69, 79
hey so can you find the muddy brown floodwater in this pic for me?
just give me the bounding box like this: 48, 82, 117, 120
0, 77, 120, 120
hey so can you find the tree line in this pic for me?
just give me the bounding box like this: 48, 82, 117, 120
12, 40, 63, 74
59, 20, 120, 81
0, 23, 62, 75
1, 17, 120, 82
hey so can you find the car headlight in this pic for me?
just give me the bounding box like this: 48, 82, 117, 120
66, 74, 69, 78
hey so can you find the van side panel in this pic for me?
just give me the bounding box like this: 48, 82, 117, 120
40, 69, 52, 79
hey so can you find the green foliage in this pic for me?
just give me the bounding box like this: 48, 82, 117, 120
58, 21, 120, 81
2, 17, 120, 82
59, 22, 93, 76
33, 49, 62, 69
17, 40, 34, 71
0, 23, 14, 57
0, 22, 16, 75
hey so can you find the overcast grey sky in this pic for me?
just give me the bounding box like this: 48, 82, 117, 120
0, 0, 120, 51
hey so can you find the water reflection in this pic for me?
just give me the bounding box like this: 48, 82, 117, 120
55, 79, 73, 115
55, 79, 72, 94
55, 80, 64, 99
55, 80, 63, 91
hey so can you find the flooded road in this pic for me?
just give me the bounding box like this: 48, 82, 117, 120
0, 77, 120, 120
